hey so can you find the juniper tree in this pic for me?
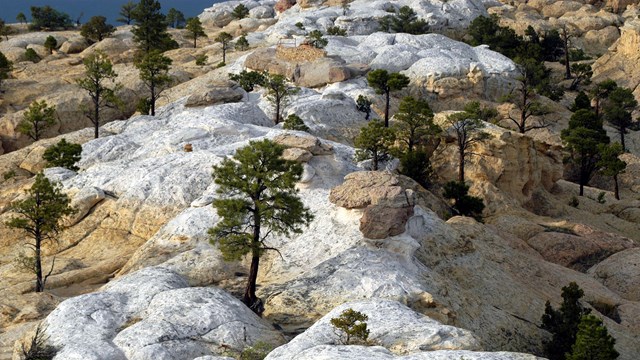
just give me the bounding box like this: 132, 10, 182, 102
235, 35, 249, 51
43, 139, 82, 171
117, 1, 136, 25
209, 139, 313, 314
76, 50, 122, 138
367, 69, 410, 127
354, 120, 395, 170
135, 50, 172, 116
185, 17, 206, 48
215, 32, 233, 63
446, 102, 491, 182
603, 86, 637, 151
80, 16, 115, 43
18, 100, 57, 141
232, 4, 250, 19
598, 143, 626, 200
6, 173, 76, 292
566, 315, 619, 360
263, 73, 299, 124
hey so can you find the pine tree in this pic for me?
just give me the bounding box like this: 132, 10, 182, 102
135, 50, 172, 116
117, 1, 136, 25
215, 32, 233, 63
330, 309, 370, 345
229, 70, 265, 92
366, 69, 410, 127
443, 181, 485, 221
541, 282, 592, 360
6, 173, 76, 292
18, 100, 57, 141
0, 51, 12, 92
566, 315, 619, 360
16, 12, 27, 24
232, 4, 250, 19
503, 60, 549, 133
354, 120, 396, 170
185, 17, 206, 48
598, 143, 626, 200
209, 139, 313, 314
283, 114, 309, 132
76, 50, 121, 139
392, 96, 439, 153
131, 0, 176, 53
306, 30, 328, 49
43, 139, 82, 171
44, 36, 57, 54
378, 6, 428, 34
571, 91, 591, 112
446, 103, 491, 182
166, 8, 185, 28
235, 35, 249, 51
263, 73, 299, 124
356, 95, 372, 120
603, 87, 637, 151
80, 16, 115, 43
589, 79, 617, 118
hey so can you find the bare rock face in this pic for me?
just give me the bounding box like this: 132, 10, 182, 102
273, 133, 333, 155
185, 81, 246, 107
590, 248, 640, 301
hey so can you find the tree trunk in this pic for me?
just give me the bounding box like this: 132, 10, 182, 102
458, 151, 465, 183
372, 150, 379, 171
222, 47, 226, 63
620, 130, 626, 152
150, 82, 156, 116
563, 28, 571, 79
94, 94, 100, 139
614, 174, 620, 200
384, 91, 390, 127
243, 211, 263, 315
193, 37, 197, 48
275, 94, 281, 124
35, 235, 43, 293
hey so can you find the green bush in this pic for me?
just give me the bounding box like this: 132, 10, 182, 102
24, 48, 41, 63
443, 181, 485, 221
283, 114, 310, 132
3, 170, 16, 180
239, 342, 273, 360
43, 138, 82, 171
330, 308, 370, 345
327, 26, 347, 36
216, 61, 226, 68
195, 54, 207, 66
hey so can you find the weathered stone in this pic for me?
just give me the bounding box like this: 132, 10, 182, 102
590, 248, 640, 301
282, 147, 313, 162
360, 204, 414, 239
185, 82, 245, 107
273, 134, 333, 155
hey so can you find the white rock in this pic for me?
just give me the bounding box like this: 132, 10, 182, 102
300, 163, 316, 183
67, 186, 106, 226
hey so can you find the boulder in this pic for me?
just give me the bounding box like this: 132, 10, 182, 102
282, 147, 313, 162
66, 186, 106, 226
185, 82, 246, 107
589, 248, 640, 301
249, 5, 275, 19
59, 36, 90, 54
273, 134, 333, 155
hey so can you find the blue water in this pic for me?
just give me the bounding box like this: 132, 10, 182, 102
0, 0, 224, 25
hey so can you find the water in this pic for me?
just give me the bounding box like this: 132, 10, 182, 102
0, 0, 224, 25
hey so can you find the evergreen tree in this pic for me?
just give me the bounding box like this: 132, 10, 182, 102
6, 173, 76, 292
24, 48, 40, 63
43, 139, 82, 171
561, 109, 609, 196
283, 114, 309, 132
131, 0, 176, 53
232, 4, 250, 19
566, 315, 619, 360
354, 120, 395, 171
215, 32, 233, 63
44, 36, 57, 54
16, 12, 27, 24
590, 79, 617, 118
598, 143, 626, 200
0, 20, 14, 41
467, 15, 523, 59
356, 95, 373, 120
603, 87, 637, 151
166, 8, 185, 28
209, 139, 313, 314
76, 50, 121, 139
503, 61, 549, 133
378, 6, 428, 35
446, 103, 490, 182
229, 70, 265, 92
541, 282, 592, 360
571, 91, 591, 112
398, 149, 434, 189
263, 73, 299, 124
392, 96, 439, 152
135, 50, 172, 116
235, 35, 249, 51
117, 1, 136, 25
80, 16, 115, 43
185, 17, 206, 48
367, 69, 410, 127
29, 6, 72, 30
306, 30, 328, 49
18, 100, 57, 141
330, 309, 370, 345
0, 51, 12, 92
569, 63, 593, 91
443, 181, 485, 221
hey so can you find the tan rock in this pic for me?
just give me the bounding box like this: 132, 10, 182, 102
18, 146, 48, 174
273, 133, 333, 155
282, 147, 313, 162
590, 248, 640, 301
360, 204, 414, 239
329, 171, 404, 209
184, 81, 245, 107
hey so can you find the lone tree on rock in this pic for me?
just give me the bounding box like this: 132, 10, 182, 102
135, 50, 172, 116
215, 32, 233, 64
76, 50, 122, 139
263, 73, 299, 124
367, 69, 410, 127
232, 4, 250, 19
44, 35, 57, 54
6, 173, 76, 292
354, 119, 396, 171
445, 102, 491, 183
80, 16, 115, 43
306, 30, 328, 49
603, 86, 637, 151
18, 100, 57, 141
392, 96, 439, 153
235, 35, 250, 51
43, 138, 82, 171
117, 1, 136, 25
16, 12, 27, 24
598, 143, 626, 200
132, 0, 176, 53
566, 315, 619, 360
185, 17, 206, 48
209, 139, 313, 314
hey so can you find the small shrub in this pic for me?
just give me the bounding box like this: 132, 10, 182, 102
232, 4, 250, 20
327, 26, 347, 36
195, 54, 208, 66
597, 192, 606, 204
229, 70, 266, 92
216, 61, 226, 68
22, 324, 57, 360
330, 308, 370, 345
136, 98, 151, 115
283, 114, 310, 132
3, 170, 16, 180
356, 95, 372, 120
24, 48, 41, 63
568, 196, 579, 208
443, 181, 485, 221
306, 30, 328, 48
295, 22, 305, 30
239, 341, 273, 360
399, 150, 432, 189
568, 48, 591, 62
42, 138, 82, 171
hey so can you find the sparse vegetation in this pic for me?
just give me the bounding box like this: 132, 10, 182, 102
185, 17, 207, 48
236, 35, 250, 51
232, 4, 250, 20
263, 73, 299, 124
80, 16, 115, 43
378, 6, 429, 34
327, 26, 347, 36
330, 308, 370, 345
24, 48, 41, 63
367, 69, 410, 127
43, 139, 82, 171
195, 54, 208, 66
283, 114, 310, 132
18, 100, 57, 141
135, 50, 173, 116
354, 120, 396, 170
21, 324, 57, 360
306, 30, 328, 49
215, 32, 233, 63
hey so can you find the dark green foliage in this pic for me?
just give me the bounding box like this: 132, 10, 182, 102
236, 35, 250, 51
306, 30, 328, 49
44, 36, 57, 54
76, 50, 121, 139
443, 181, 485, 221
295, 22, 305, 30
29, 6, 73, 30
446, 104, 490, 182
561, 109, 609, 196
356, 95, 372, 120
541, 282, 592, 360
503, 62, 549, 133
229, 70, 266, 92
117, 1, 136, 25
185, 17, 207, 48
566, 315, 619, 360
136, 97, 151, 115
367, 69, 410, 127
132, 0, 176, 53
354, 120, 395, 171
378, 6, 428, 35
283, 114, 309, 132
327, 26, 347, 36
467, 15, 523, 59
135, 50, 172, 116
215, 32, 233, 63
18, 100, 57, 141
571, 91, 591, 112
6, 173, 76, 292
590, 79, 618, 118
539, 29, 564, 61
43, 139, 82, 171
569, 63, 593, 90
216, 61, 226, 68
598, 143, 626, 200
603, 86, 637, 151
569, 48, 591, 61
21, 324, 57, 360
232, 4, 250, 20
80, 16, 115, 43
0, 50, 12, 91
263, 73, 299, 124
399, 149, 433, 189
16, 12, 27, 24
330, 308, 370, 345
166, 8, 186, 28
195, 54, 207, 66
392, 96, 439, 152
0, 20, 14, 41
209, 139, 313, 312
